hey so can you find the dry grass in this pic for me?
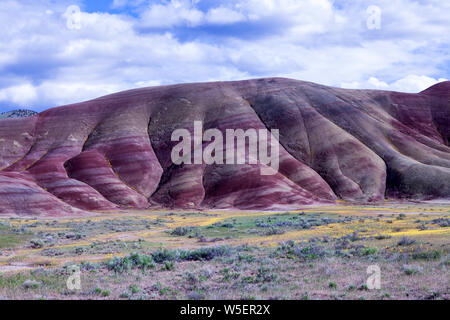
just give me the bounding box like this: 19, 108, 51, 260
0, 202, 448, 300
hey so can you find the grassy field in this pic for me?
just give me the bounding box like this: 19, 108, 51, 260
0, 202, 448, 300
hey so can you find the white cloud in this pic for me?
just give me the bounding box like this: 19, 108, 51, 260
242, 0, 334, 27
36, 81, 131, 106
139, 0, 204, 28
341, 75, 448, 93
138, 0, 335, 30
367, 77, 389, 89
0, 83, 38, 105
390, 75, 448, 93
0, 0, 449, 111
111, 0, 129, 9
205, 7, 246, 25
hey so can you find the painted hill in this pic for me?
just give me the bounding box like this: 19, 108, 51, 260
0, 78, 449, 216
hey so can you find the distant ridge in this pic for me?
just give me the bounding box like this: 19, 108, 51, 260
0, 109, 37, 119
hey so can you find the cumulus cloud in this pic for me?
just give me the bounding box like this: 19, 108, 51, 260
342, 75, 448, 93
0, 0, 449, 112
205, 7, 245, 25
111, 0, 129, 9
0, 83, 38, 105
139, 0, 204, 28
390, 75, 448, 92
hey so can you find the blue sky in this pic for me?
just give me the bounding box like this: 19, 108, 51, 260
0, 0, 449, 112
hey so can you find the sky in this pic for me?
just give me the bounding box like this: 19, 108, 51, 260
0, 0, 449, 112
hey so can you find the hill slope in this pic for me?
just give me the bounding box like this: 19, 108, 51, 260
0, 78, 449, 216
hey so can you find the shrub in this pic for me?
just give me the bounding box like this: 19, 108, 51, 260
80, 261, 100, 271
397, 237, 416, 246
412, 250, 441, 260
418, 224, 428, 231
347, 232, 361, 242
186, 291, 205, 300
256, 267, 277, 283
42, 248, 64, 257
94, 288, 102, 295
130, 252, 156, 269
106, 257, 132, 273
171, 227, 192, 236
221, 268, 240, 282
238, 254, 255, 263
402, 264, 423, 275
359, 284, 369, 291
105, 252, 155, 273
276, 241, 328, 260
65, 233, 84, 240
129, 284, 140, 294
178, 246, 232, 261
162, 261, 175, 271
431, 218, 450, 227
362, 247, 378, 256
219, 223, 235, 228
74, 247, 85, 255
152, 248, 177, 263
23, 280, 41, 289
375, 234, 391, 240
185, 272, 198, 284
264, 227, 285, 236
101, 289, 110, 297
293, 245, 327, 260
30, 239, 44, 249
93, 287, 110, 297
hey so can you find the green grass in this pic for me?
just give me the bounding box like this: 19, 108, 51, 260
0, 271, 66, 291
194, 212, 350, 239
46, 239, 158, 257
0, 226, 33, 249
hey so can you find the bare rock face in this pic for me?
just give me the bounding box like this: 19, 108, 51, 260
0, 78, 449, 216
